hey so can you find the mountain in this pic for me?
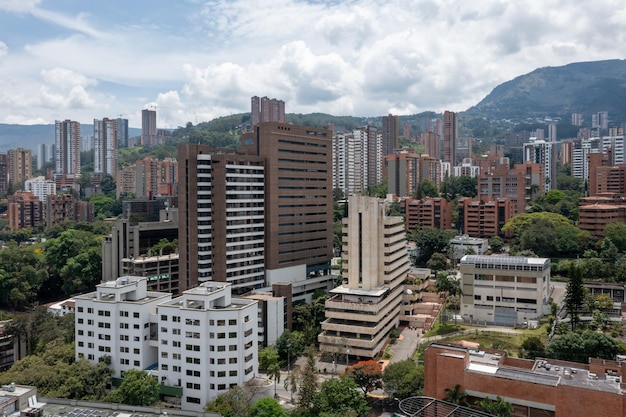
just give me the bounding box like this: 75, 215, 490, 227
465, 59, 626, 122
0, 124, 142, 152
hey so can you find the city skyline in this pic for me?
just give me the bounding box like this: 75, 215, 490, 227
1, 1, 625, 128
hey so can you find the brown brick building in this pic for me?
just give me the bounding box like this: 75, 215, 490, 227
404, 197, 452, 232
425, 342, 626, 417
45, 193, 94, 227
477, 162, 544, 214
8, 191, 42, 230
589, 153, 626, 197
457, 197, 513, 238
578, 194, 626, 237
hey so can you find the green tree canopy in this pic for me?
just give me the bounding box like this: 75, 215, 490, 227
604, 222, 626, 252
204, 385, 254, 417
547, 331, 622, 363
382, 359, 424, 400
519, 336, 546, 359
107, 369, 159, 406
489, 236, 505, 253
564, 264, 585, 331
0, 243, 47, 310
247, 398, 285, 417
501, 212, 574, 237
408, 228, 454, 266
312, 376, 369, 417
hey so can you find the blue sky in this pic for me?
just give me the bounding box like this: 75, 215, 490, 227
1, 0, 625, 128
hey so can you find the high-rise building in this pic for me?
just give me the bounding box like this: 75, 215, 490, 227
250, 96, 285, 128
548, 123, 557, 142
141, 109, 157, 145
178, 145, 266, 293
524, 137, 556, 192
0, 154, 8, 195
241, 122, 334, 302
443, 110, 458, 164
46, 193, 94, 228
93, 118, 118, 178
420, 131, 439, 159
333, 127, 382, 197
457, 197, 513, 238
25, 176, 56, 203
318, 196, 409, 359
7, 148, 32, 186
404, 197, 452, 231
572, 112, 584, 126
55, 120, 81, 178
116, 118, 129, 148
8, 191, 42, 230
382, 114, 399, 156
592, 111, 609, 131
386, 150, 420, 197
478, 162, 544, 214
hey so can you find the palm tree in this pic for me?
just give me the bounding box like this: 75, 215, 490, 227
444, 384, 467, 405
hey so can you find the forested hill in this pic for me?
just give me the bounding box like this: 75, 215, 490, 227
465, 59, 626, 121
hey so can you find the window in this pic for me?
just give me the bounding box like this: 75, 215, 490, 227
187, 397, 201, 404
120, 311, 128, 317
218, 358, 226, 364
133, 312, 140, 318
229, 358, 237, 364
217, 333, 225, 339
87, 308, 93, 314
218, 346, 226, 352
120, 323, 129, 329
78, 330, 84, 336
229, 332, 237, 338
173, 316, 180, 322
486, 296, 493, 301
87, 319, 93, 325
162, 364, 168, 370
77, 307, 84, 312
218, 371, 226, 377
474, 295, 481, 300
133, 324, 140, 329
133, 348, 140, 354
229, 345, 237, 351
229, 319, 237, 325
134, 360, 140, 366
217, 320, 225, 326
244, 315, 250, 322
229, 370, 237, 377
161, 315, 168, 321
78, 318, 84, 324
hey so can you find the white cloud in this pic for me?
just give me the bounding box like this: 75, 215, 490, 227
0, 0, 40, 13
0, 41, 7, 58
41, 68, 97, 89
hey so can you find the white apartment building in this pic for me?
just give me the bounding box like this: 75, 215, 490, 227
74, 277, 172, 376
75, 278, 259, 412
332, 128, 382, 197
24, 176, 56, 203
459, 255, 551, 326
524, 137, 556, 192
318, 195, 409, 358
157, 282, 258, 411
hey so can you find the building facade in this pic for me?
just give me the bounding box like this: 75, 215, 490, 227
93, 118, 118, 178
24, 176, 56, 203
318, 196, 409, 359
381, 114, 399, 157
8, 148, 32, 187
477, 162, 544, 215
178, 145, 265, 293
403, 197, 452, 232
457, 198, 513, 238
241, 122, 334, 303
443, 111, 458, 165
8, 191, 42, 230
459, 255, 551, 326
141, 109, 157, 146
157, 282, 258, 411
55, 120, 81, 179
250, 96, 285, 128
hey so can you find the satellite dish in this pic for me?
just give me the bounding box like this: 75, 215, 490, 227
406, 289, 413, 295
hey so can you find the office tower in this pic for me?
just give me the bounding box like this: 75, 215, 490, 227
382, 114, 399, 156
55, 120, 81, 178
141, 109, 157, 145
318, 195, 409, 359
241, 122, 334, 301
116, 118, 129, 148
250, 96, 285, 128
178, 145, 266, 293
0, 154, 8, 195
443, 110, 458, 164
7, 148, 32, 187
524, 137, 556, 192
93, 118, 118, 178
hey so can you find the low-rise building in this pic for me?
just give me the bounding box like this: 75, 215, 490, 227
459, 255, 551, 326
425, 342, 626, 417
449, 235, 488, 264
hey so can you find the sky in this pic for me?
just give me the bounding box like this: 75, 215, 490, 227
0, 0, 625, 129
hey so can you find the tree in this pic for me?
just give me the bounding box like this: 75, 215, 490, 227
477, 396, 513, 417
100, 174, 116, 198
107, 369, 159, 406
547, 331, 621, 363
605, 222, 626, 251
296, 350, 319, 413
408, 228, 453, 265
444, 384, 467, 405
519, 336, 546, 359
259, 346, 281, 397
276, 329, 305, 364
382, 359, 424, 400
426, 252, 448, 272
564, 264, 585, 331
312, 376, 370, 417
344, 360, 383, 394
247, 397, 285, 417
205, 386, 254, 417
0, 243, 47, 310
489, 236, 505, 253
419, 179, 438, 198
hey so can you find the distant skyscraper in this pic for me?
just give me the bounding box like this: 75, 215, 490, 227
94, 118, 118, 178
55, 120, 81, 178
524, 137, 556, 193
571, 113, 583, 127
332, 127, 382, 197
116, 118, 129, 148
548, 123, 557, 142
592, 111, 609, 131
0, 154, 8, 195
250, 96, 285, 128
36, 143, 53, 170
443, 111, 458, 164
141, 109, 157, 145
382, 114, 399, 156
8, 148, 32, 186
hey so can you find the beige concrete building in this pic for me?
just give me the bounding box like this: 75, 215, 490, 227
460, 255, 551, 326
318, 195, 409, 359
